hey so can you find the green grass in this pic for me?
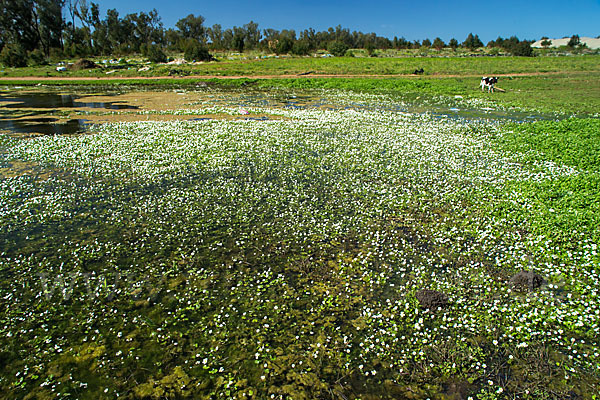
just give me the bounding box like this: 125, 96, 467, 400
494, 118, 600, 245
2, 55, 599, 114
251, 74, 600, 114
1, 54, 599, 78
500, 119, 600, 171
2, 75, 598, 114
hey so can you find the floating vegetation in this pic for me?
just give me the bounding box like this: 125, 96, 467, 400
0, 90, 598, 399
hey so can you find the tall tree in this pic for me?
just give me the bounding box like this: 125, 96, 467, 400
72, 0, 99, 49
243, 20, 260, 50
432, 37, 445, 50
176, 14, 206, 43
104, 9, 122, 49
232, 26, 245, 52
0, 0, 39, 51
35, 0, 65, 55
275, 29, 295, 54
262, 28, 279, 52
462, 33, 483, 50
222, 28, 233, 50
165, 28, 182, 50
207, 24, 223, 49
300, 28, 317, 50
126, 9, 163, 51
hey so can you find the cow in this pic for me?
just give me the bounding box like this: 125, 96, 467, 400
480, 77, 498, 92
413, 68, 424, 75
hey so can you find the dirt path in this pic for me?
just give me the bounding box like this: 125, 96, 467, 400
0, 70, 596, 81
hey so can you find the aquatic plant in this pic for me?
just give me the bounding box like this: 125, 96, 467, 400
0, 90, 598, 399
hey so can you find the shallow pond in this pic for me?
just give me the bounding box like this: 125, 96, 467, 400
0, 86, 561, 138
0, 92, 138, 110
1, 86, 597, 399
0, 88, 143, 136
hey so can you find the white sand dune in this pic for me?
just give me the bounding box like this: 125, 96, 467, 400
532, 36, 600, 49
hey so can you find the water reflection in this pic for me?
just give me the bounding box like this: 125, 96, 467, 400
0, 92, 138, 110
0, 88, 565, 139
0, 118, 89, 136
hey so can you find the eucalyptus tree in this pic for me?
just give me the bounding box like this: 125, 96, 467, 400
232, 26, 245, 52
0, 0, 39, 52
243, 20, 260, 50
176, 14, 207, 43
207, 24, 224, 50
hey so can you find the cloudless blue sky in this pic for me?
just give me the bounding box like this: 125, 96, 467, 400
89, 0, 600, 42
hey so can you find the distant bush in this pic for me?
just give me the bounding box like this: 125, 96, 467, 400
567, 35, 580, 48
0, 43, 27, 67
147, 45, 167, 63
327, 41, 349, 57
291, 40, 311, 56
275, 37, 294, 55
511, 42, 533, 57
28, 49, 48, 66
115, 43, 134, 56
365, 42, 376, 57
49, 48, 64, 63
64, 42, 90, 58
432, 37, 445, 50
462, 33, 484, 50
184, 40, 214, 62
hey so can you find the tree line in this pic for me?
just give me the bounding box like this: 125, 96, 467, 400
1, 0, 539, 67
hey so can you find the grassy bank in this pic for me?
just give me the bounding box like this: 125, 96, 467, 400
1, 54, 599, 79
3, 71, 599, 114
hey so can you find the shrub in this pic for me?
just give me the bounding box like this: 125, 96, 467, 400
567, 35, 580, 48
462, 33, 484, 50
28, 49, 48, 66
511, 41, 533, 57
147, 45, 167, 63
184, 40, 214, 62
291, 40, 311, 56
365, 42, 376, 57
327, 41, 349, 57
49, 48, 64, 63
275, 37, 294, 55
0, 43, 27, 67
432, 37, 445, 50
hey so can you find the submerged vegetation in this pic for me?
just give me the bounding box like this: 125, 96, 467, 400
0, 87, 599, 398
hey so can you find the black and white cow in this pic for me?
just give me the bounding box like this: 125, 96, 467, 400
480, 77, 498, 92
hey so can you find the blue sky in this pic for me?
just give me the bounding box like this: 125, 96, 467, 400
90, 0, 600, 42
